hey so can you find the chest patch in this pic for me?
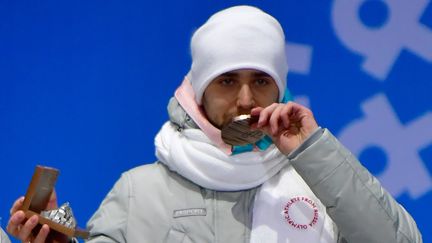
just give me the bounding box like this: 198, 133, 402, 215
283, 196, 319, 230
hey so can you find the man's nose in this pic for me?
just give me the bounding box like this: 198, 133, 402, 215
237, 84, 255, 109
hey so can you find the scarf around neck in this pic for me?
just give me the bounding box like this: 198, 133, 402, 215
155, 121, 287, 191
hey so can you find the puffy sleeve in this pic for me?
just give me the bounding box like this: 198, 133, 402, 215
289, 129, 422, 243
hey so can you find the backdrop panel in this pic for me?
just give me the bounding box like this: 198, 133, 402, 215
1, 0, 431, 242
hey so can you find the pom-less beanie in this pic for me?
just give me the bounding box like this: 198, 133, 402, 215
189, 6, 288, 104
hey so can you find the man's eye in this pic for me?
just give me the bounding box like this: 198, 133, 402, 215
255, 79, 269, 86
220, 78, 234, 85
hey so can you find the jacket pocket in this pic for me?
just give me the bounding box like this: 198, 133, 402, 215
164, 228, 193, 243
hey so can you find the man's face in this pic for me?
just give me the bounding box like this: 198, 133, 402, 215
202, 69, 279, 128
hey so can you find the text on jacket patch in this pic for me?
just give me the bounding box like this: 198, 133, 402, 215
283, 196, 319, 229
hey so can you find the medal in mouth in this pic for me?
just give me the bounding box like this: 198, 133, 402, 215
221, 114, 264, 146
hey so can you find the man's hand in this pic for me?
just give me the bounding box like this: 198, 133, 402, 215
252, 102, 318, 155
6, 191, 68, 243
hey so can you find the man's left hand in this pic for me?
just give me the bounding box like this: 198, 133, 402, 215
252, 102, 318, 155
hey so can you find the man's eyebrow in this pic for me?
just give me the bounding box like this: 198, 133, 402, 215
218, 70, 272, 77
218, 71, 240, 77
251, 71, 272, 77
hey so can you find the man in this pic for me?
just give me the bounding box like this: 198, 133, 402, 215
7, 5, 421, 243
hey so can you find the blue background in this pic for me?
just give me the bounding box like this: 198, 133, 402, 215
1, 0, 431, 242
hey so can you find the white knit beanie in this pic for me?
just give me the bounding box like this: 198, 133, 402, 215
189, 5, 288, 104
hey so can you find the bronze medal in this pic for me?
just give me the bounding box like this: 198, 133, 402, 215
221, 114, 264, 146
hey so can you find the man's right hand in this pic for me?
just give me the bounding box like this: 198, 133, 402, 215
6, 191, 68, 243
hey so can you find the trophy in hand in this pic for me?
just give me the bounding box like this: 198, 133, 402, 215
20, 165, 89, 239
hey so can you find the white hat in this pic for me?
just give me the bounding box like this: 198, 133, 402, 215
189, 5, 288, 104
